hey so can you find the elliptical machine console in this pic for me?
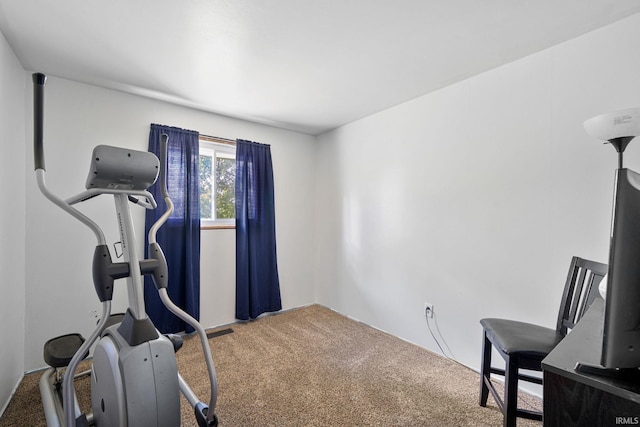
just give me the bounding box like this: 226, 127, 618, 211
32, 73, 219, 427
86, 145, 160, 191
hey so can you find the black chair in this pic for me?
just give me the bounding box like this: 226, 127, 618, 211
479, 256, 608, 427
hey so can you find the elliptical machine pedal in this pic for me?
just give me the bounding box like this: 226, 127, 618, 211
43, 334, 87, 369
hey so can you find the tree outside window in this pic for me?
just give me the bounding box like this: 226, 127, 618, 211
199, 140, 235, 227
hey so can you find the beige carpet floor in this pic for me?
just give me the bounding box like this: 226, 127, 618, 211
1, 304, 542, 426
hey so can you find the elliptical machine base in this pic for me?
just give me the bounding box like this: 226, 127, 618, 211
91, 324, 180, 427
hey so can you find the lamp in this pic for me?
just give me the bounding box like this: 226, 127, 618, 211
576, 106, 640, 377
583, 107, 640, 301
583, 107, 640, 168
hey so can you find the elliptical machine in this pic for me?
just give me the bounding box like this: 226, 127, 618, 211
32, 73, 219, 427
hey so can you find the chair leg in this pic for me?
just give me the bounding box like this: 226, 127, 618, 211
479, 331, 492, 407
503, 355, 519, 427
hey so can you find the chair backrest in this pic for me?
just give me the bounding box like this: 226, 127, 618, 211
556, 256, 608, 336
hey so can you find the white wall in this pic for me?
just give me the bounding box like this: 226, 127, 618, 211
9, 5, 640, 397
24, 76, 317, 371
0, 29, 26, 414
314, 12, 640, 374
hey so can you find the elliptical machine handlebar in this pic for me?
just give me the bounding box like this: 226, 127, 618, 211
148, 134, 173, 246
149, 133, 219, 426
31, 73, 107, 245
33, 73, 47, 171
159, 134, 170, 199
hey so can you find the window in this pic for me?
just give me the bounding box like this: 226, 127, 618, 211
199, 138, 236, 228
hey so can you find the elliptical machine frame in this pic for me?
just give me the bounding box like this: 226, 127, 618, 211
32, 73, 219, 427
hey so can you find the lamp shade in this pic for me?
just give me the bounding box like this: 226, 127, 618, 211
584, 107, 640, 142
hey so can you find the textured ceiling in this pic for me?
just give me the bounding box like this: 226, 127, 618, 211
2, 1, 640, 135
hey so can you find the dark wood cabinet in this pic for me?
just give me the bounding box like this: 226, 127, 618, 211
542, 299, 640, 426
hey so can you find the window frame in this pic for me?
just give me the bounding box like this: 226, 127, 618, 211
199, 137, 236, 230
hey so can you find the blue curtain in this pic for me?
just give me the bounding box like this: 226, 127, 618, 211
144, 124, 200, 333
235, 139, 282, 320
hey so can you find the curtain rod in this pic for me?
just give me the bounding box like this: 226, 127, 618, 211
200, 134, 236, 146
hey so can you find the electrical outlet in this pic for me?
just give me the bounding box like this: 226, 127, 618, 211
424, 302, 434, 318
90, 309, 99, 320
